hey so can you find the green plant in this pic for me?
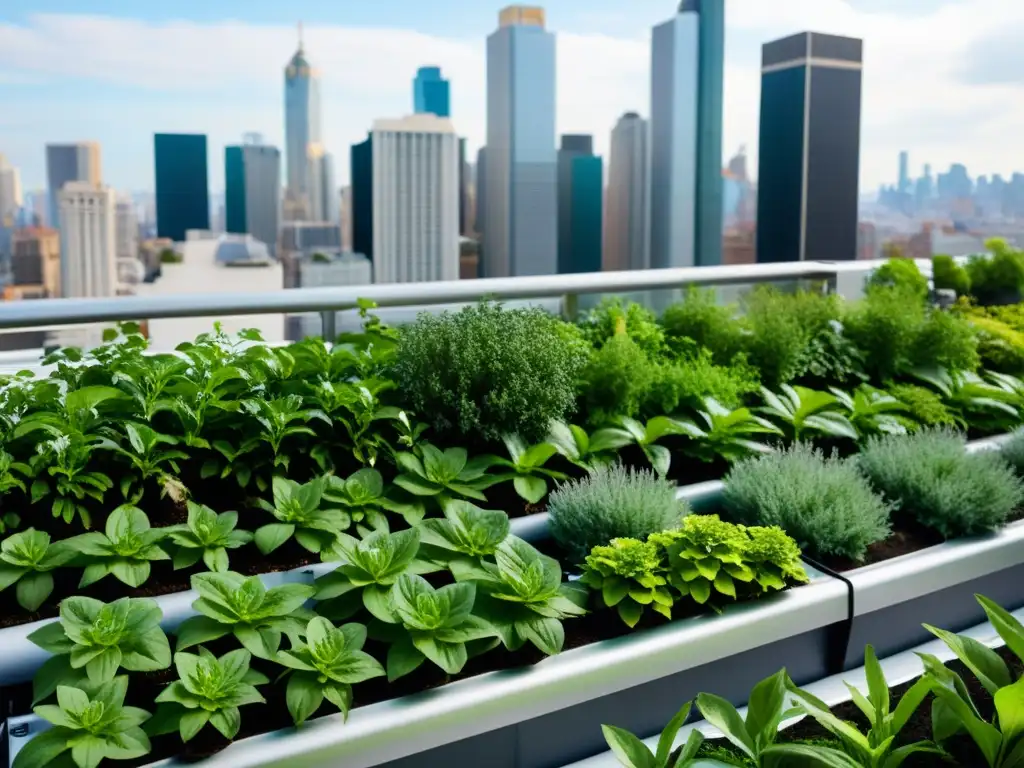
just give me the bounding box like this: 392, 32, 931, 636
831, 385, 909, 438
601, 699, 706, 768
887, 384, 956, 430
548, 464, 688, 564
857, 429, 1023, 538
166, 502, 252, 572
759, 385, 859, 441
417, 499, 511, 565
579, 332, 658, 424
322, 467, 420, 535
545, 420, 615, 472
1001, 428, 1024, 477
393, 444, 501, 504
910, 367, 1019, 430
578, 298, 668, 359
29, 435, 114, 529
29, 597, 171, 702
661, 287, 745, 365
453, 536, 587, 654
174, 572, 314, 659
590, 416, 695, 477
64, 505, 170, 588
392, 302, 587, 442
723, 444, 892, 562
109, 422, 188, 504
276, 617, 386, 725
967, 239, 1024, 305
580, 538, 672, 627
149, 648, 267, 742
0, 529, 76, 611
14, 677, 151, 768
933, 254, 971, 296
254, 476, 349, 556
372, 574, 498, 680
0, 450, 31, 531
867, 258, 929, 302
490, 434, 569, 504
675, 399, 780, 464
641, 350, 761, 419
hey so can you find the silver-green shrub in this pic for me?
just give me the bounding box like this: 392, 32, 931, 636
723, 443, 891, 562
857, 428, 1022, 539
547, 465, 687, 563
1000, 429, 1024, 477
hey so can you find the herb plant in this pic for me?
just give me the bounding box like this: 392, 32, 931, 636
166, 502, 253, 573
322, 467, 421, 533
393, 444, 500, 503
491, 434, 568, 504
759, 385, 858, 442
831, 385, 909, 437
65, 505, 170, 588
0, 529, 76, 611
580, 538, 673, 627
675, 399, 780, 463
590, 416, 695, 478
254, 476, 348, 556
109, 422, 189, 504
601, 699, 705, 768
418, 500, 511, 566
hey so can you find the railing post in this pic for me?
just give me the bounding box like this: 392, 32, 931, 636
320, 310, 337, 342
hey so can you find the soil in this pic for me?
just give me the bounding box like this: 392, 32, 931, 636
697, 645, 1024, 767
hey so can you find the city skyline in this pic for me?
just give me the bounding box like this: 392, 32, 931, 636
2, 0, 1020, 194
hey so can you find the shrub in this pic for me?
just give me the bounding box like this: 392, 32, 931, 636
548, 464, 688, 563
578, 333, 657, 424
392, 302, 587, 443
867, 258, 929, 302
933, 254, 971, 296
796, 320, 867, 390
966, 239, 1024, 306
660, 288, 745, 364
887, 383, 957, 429
577, 298, 667, 359
723, 443, 891, 562
857, 429, 1023, 538
968, 314, 1024, 374
640, 350, 761, 417
912, 309, 980, 373
1001, 429, 1024, 478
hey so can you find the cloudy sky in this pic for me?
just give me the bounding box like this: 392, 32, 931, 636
0, 0, 1019, 195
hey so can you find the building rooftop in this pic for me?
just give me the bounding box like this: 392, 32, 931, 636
372, 114, 457, 134
498, 5, 546, 29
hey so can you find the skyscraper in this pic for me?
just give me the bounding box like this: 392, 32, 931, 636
458, 138, 468, 236
46, 142, 101, 230
557, 135, 603, 274
115, 200, 138, 261
604, 112, 650, 272
371, 114, 460, 284
413, 67, 451, 118
649, 0, 725, 269
154, 133, 210, 242
898, 151, 910, 195
484, 5, 557, 277
58, 182, 117, 298
475, 146, 487, 237
756, 32, 863, 263
306, 146, 338, 224
0, 155, 23, 223
284, 24, 322, 220
225, 141, 282, 253
350, 136, 373, 262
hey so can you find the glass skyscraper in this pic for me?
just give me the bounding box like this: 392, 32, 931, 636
350, 136, 374, 261
153, 133, 210, 242
413, 67, 451, 118
284, 27, 322, 218
225, 142, 281, 254
557, 135, 603, 274
649, 0, 725, 269
483, 5, 557, 277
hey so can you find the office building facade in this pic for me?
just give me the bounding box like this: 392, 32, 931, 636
371, 114, 460, 284
484, 5, 557, 277
557, 135, 603, 274
284, 29, 322, 219
756, 32, 863, 263
225, 142, 282, 253
58, 182, 117, 298
350, 136, 373, 262
11, 227, 60, 297
413, 66, 451, 118
0, 155, 22, 223
46, 142, 101, 231
649, 0, 725, 269
115, 201, 138, 261
605, 112, 650, 271
154, 133, 210, 242
306, 145, 338, 224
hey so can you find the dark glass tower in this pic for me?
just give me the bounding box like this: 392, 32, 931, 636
756, 32, 863, 263
350, 136, 373, 261
413, 67, 451, 118
154, 133, 210, 242
557, 135, 603, 274
224, 147, 246, 235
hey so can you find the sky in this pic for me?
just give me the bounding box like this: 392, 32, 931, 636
0, 0, 1021, 196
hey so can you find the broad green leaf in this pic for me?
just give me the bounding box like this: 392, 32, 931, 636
655, 700, 693, 766
601, 724, 657, 768
286, 673, 324, 725
995, 676, 1024, 746
696, 692, 755, 758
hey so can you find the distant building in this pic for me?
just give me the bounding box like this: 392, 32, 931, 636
413, 66, 451, 118
371, 114, 460, 284
898, 151, 910, 196
650, 0, 725, 268
306, 145, 338, 224
58, 182, 117, 298
475, 146, 487, 238
154, 133, 210, 243
604, 112, 649, 271
280, 222, 342, 253
339, 186, 353, 250
115, 200, 138, 261
45, 142, 101, 232
0, 155, 23, 222
284, 25, 322, 220
11, 226, 60, 297
350, 136, 373, 262
756, 32, 863, 263
484, 5, 557, 277
557, 135, 603, 274
459, 137, 469, 236
225, 142, 281, 255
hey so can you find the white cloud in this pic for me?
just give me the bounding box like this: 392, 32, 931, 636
0, 1, 1023, 193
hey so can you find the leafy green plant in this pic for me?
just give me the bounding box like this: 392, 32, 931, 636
241, 394, 330, 471
933, 254, 971, 296
675, 399, 780, 463
724, 444, 892, 562
867, 258, 929, 302
166, 502, 252, 572
276, 617, 386, 725
174, 572, 314, 659
0, 529, 76, 611
661, 287, 745, 365
28, 597, 171, 702
418, 499, 511, 566
452, 536, 587, 655
578, 298, 668, 359
489, 434, 568, 504
1000, 427, 1024, 478
887, 384, 957, 430
13, 677, 151, 768
641, 350, 762, 419
322, 467, 421, 534
109, 422, 189, 504
759, 385, 858, 442
372, 573, 498, 680
29, 435, 114, 529
393, 444, 501, 504
580, 538, 672, 627
149, 648, 267, 742
64, 505, 170, 588
579, 331, 658, 425
857, 429, 1023, 538
254, 476, 349, 556
548, 464, 688, 564
590, 416, 695, 477
966, 239, 1024, 305
392, 302, 587, 442
742, 526, 811, 593
545, 420, 614, 472
0, 450, 31, 531
831, 385, 908, 438
910, 367, 1020, 430
601, 699, 706, 768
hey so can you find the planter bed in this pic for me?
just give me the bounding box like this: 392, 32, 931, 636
563, 604, 1024, 767
4, 570, 846, 768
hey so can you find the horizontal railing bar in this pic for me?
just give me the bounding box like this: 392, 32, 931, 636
0, 262, 842, 330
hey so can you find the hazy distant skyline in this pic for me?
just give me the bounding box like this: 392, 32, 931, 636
0, 0, 1020, 194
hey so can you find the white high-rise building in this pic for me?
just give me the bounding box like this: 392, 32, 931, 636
371, 114, 459, 284
115, 200, 139, 261
306, 145, 338, 224
58, 182, 117, 298
0, 155, 22, 223
604, 113, 650, 272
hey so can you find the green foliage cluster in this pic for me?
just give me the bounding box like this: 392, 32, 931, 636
933, 254, 971, 296
966, 238, 1024, 305
868, 257, 930, 302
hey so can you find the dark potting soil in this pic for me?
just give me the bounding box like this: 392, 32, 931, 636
696, 645, 1023, 768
